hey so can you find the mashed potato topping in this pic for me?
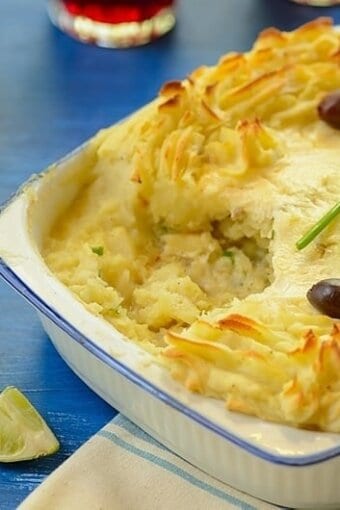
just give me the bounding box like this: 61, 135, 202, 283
44, 18, 340, 432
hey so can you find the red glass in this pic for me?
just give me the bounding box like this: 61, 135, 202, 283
61, 0, 175, 24
48, 0, 176, 47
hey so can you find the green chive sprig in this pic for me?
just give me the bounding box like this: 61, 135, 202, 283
296, 201, 340, 251
222, 249, 235, 261
91, 246, 104, 256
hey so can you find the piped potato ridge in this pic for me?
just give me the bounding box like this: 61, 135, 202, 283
44, 18, 340, 432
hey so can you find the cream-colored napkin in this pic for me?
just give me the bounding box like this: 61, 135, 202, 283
19, 415, 281, 510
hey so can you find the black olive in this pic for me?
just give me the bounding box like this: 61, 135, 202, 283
307, 279, 340, 319
318, 92, 340, 130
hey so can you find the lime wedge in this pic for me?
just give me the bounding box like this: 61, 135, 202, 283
0, 386, 59, 462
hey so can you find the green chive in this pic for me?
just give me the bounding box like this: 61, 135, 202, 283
222, 249, 235, 262
296, 201, 340, 251
91, 246, 104, 256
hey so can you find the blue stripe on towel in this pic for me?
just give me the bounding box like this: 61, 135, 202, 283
113, 415, 171, 451
98, 428, 257, 510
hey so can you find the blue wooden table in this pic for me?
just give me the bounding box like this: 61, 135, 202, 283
0, 1, 339, 508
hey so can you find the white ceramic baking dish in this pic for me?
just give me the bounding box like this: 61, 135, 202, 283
0, 140, 340, 510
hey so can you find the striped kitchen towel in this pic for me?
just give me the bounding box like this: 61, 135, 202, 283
19, 414, 282, 510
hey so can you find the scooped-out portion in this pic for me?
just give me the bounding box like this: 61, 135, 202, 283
44, 18, 340, 432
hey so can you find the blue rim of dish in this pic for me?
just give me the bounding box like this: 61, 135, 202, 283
0, 259, 340, 467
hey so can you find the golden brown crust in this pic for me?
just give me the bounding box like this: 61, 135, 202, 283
159, 80, 185, 97
163, 306, 340, 430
